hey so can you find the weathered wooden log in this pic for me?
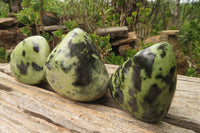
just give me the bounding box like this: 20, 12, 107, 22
0, 63, 199, 133
159, 30, 180, 35
96, 26, 128, 40
39, 25, 67, 32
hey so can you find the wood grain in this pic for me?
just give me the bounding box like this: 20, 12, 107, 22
0, 63, 199, 133
96, 26, 128, 40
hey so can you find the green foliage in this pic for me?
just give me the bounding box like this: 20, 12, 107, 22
0, 45, 8, 62
52, 29, 63, 39
186, 67, 198, 77
141, 42, 153, 49
43, 0, 64, 16
90, 33, 111, 53
64, 20, 79, 31
21, 27, 32, 36
123, 49, 137, 60
180, 19, 200, 62
64, 0, 119, 32
15, 6, 39, 25
41, 32, 53, 43
179, 19, 200, 77
0, 1, 9, 18
106, 52, 124, 65
32, 0, 42, 12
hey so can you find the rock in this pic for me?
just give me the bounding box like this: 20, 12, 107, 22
0, 28, 26, 48
118, 44, 133, 55
110, 42, 177, 123
42, 12, 59, 26
144, 35, 168, 44
111, 32, 137, 46
0, 18, 17, 28
0, 30, 15, 45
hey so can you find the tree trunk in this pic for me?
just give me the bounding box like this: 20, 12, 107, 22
17, 0, 20, 12
170, 0, 180, 29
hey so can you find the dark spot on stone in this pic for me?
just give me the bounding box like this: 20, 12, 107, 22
73, 62, 77, 66
84, 35, 87, 40
17, 61, 29, 75
156, 73, 164, 80
45, 61, 51, 70
127, 88, 138, 112
170, 66, 176, 75
128, 87, 136, 98
32, 62, 42, 71
156, 66, 176, 93
157, 43, 168, 58
159, 68, 162, 71
141, 110, 163, 123
134, 49, 156, 78
22, 50, 26, 56
72, 93, 75, 96
49, 54, 54, 60
121, 60, 132, 82
55, 61, 58, 64
67, 91, 70, 94
58, 49, 62, 54
60, 60, 73, 73
71, 32, 78, 38
114, 87, 124, 104
53, 49, 57, 53
157, 43, 168, 51
160, 51, 166, 58
68, 39, 99, 87
144, 84, 162, 104
133, 48, 156, 91
133, 64, 142, 91
143, 77, 147, 80
169, 79, 177, 94
68, 39, 73, 49
32, 41, 40, 52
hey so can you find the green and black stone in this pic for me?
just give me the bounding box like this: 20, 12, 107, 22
10, 36, 50, 84
110, 42, 177, 123
44, 28, 109, 102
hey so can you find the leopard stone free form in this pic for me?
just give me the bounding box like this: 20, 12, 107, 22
45, 28, 109, 102
110, 42, 177, 122
10, 36, 50, 84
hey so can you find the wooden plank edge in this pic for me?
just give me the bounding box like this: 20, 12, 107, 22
0, 63, 199, 132
0, 71, 196, 133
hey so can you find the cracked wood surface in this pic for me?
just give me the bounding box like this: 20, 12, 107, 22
0, 63, 199, 133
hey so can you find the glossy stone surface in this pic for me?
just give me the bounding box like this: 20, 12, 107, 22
10, 36, 50, 84
110, 42, 177, 122
45, 28, 109, 102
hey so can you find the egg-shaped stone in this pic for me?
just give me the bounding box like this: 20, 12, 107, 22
44, 28, 109, 102
110, 42, 177, 122
10, 35, 50, 84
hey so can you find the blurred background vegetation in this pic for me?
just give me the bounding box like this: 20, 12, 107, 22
0, 0, 200, 77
